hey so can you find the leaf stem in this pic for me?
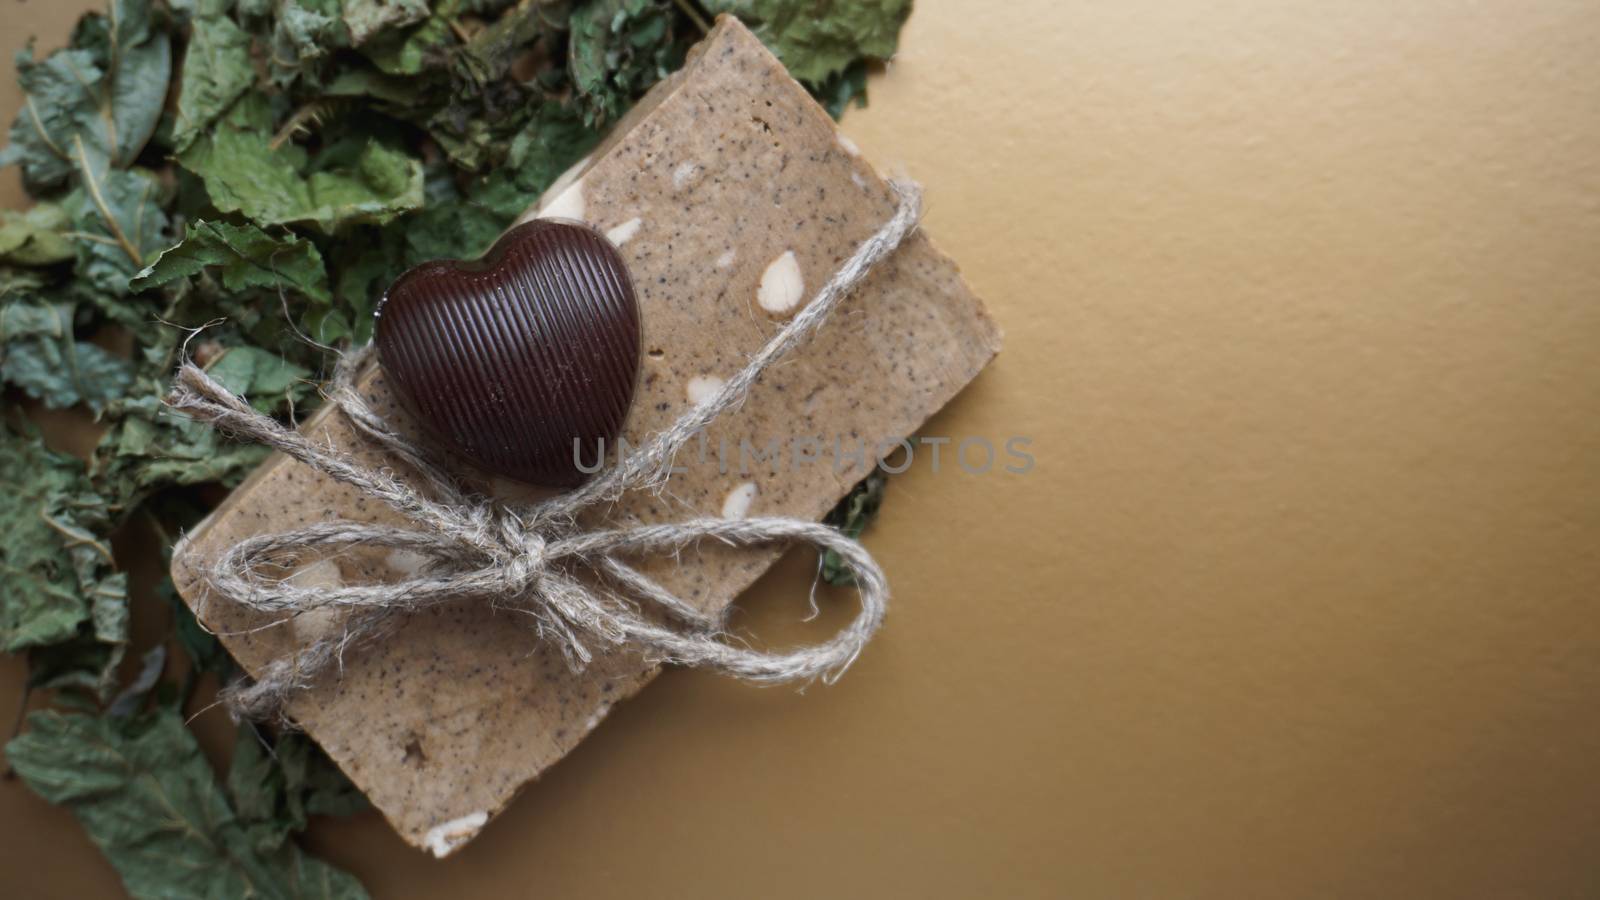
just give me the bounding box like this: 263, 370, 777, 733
38, 508, 117, 566
268, 100, 332, 151
61, 230, 121, 248
71, 135, 142, 267
23, 96, 66, 160
672, 0, 712, 34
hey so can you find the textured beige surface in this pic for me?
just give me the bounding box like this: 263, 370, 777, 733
5, 1, 1600, 897
170, 18, 998, 855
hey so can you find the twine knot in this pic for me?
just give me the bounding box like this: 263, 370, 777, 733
494, 515, 548, 593
168, 180, 925, 722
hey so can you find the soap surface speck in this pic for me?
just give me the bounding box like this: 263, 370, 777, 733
758, 250, 804, 314
286, 559, 344, 642
538, 180, 586, 221
687, 374, 725, 404
425, 811, 489, 858
606, 217, 643, 246
721, 481, 758, 519
386, 549, 431, 578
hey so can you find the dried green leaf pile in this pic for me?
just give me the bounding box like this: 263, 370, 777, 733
0, 1, 907, 895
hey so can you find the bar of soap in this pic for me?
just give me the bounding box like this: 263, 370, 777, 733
173, 17, 1000, 856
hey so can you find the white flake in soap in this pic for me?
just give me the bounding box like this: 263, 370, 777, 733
605, 217, 642, 246
672, 161, 700, 190
581, 701, 616, 736
424, 811, 489, 858
287, 559, 344, 642
721, 481, 758, 519
517, 155, 589, 225
716, 249, 737, 269
386, 549, 431, 578
836, 132, 861, 156
288, 558, 342, 589
687, 374, 725, 404
757, 250, 804, 314
601, 216, 640, 245
537, 180, 586, 222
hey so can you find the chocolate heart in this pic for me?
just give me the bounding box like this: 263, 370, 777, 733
375, 220, 641, 487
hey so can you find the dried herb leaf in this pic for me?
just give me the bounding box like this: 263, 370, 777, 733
204, 345, 313, 414
229, 725, 368, 851
106, 644, 167, 717
61, 159, 171, 296
700, 0, 911, 83
171, 8, 255, 153
25, 619, 127, 700
405, 102, 599, 262
92, 352, 274, 510
133, 220, 332, 305
262, 0, 351, 87
569, 0, 684, 125
812, 57, 869, 119
0, 299, 134, 412
177, 95, 424, 232
359, 3, 458, 77
821, 469, 886, 585
342, 0, 430, 46
311, 223, 405, 344
6, 709, 367, 900
0, 203, 75, 266
0, 0, 171, 191
0, 425, 126, 659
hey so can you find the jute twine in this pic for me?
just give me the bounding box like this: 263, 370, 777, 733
167, 180, 923, 722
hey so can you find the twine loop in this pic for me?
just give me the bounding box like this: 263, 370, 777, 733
167, 180, 924, 722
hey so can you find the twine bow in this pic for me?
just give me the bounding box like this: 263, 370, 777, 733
167, 180, 924, 721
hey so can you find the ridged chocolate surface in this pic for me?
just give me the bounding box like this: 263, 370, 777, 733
375, 220, 641, 486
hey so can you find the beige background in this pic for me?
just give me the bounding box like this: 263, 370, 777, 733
4, 0, 1600, 897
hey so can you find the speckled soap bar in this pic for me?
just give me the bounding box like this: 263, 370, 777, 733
173, 17, 1000, 856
